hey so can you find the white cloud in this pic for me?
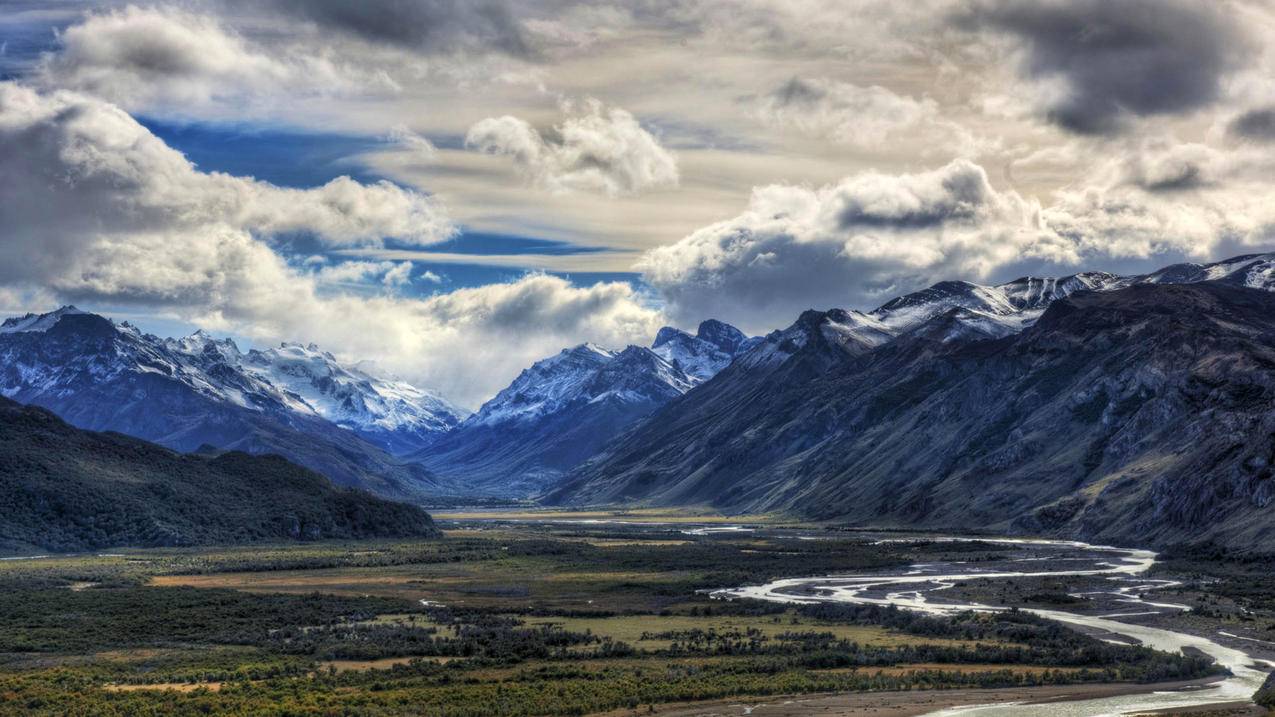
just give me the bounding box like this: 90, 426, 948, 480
465, 98, 679, 196
0, 81, 663, 407
0, 81, 454, 264
386, 124, 438, 160
312, 260, 415, 288
639, 159, 1059, 331
757, 77, 941, 148
643, 140, 1275, 332
1042, 138, 1275, 261
36, 6, 392, 116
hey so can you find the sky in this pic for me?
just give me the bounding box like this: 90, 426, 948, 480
4, 0, 1275, 408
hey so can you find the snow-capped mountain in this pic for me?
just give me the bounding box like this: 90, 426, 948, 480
0, 305, 88, 334
0, 311, 295, 414
651, 319, 761, 381
856, 253, 1275, 344
413, 337, 712, 496
866, 273, 1119, 338
243, 342, 463, 454
467, 343, 619, 427
0, 308, 450, 498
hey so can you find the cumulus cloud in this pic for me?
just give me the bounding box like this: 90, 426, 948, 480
313, 260, 416, 288
36, 6, 389, 114
1042, 138, 1275, 262
0, 81, 453, 267
644, 143, 1275, 332
0, 82, 663, 406
955, 0, 1251, 134
1112, 139, 1227, 193
465, 98, 679, 196
757, 77, 943, 148
639, 159, 1060, 331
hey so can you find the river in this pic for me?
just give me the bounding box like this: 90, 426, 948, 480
712, 537, 1274, 716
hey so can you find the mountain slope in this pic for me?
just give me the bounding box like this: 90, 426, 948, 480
651, 319, 762, 381
0, 310, 444, 500
549, 282, 1275, 550
412, 344, 698, 496
859, 253, 1275, 339
242, 342, 463, 455
0, 397, 440, 554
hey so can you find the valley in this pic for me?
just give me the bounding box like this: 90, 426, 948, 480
9, 5, 1275, 715
0, 516, 1271, 716
7, 258, 1275, 715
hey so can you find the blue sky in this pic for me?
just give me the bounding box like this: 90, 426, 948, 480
140, 117, 646, 303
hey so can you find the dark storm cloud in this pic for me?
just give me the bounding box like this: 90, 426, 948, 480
955, 0, 1250, 134
1230, 108, 1275, 141
247, 0, 531, 56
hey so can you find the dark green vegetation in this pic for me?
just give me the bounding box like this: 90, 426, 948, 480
0, 397, 439, 553
552, 282, 1275, 550
0, 526, 1222, 716
1160, 543, 1275, 613
1256, 671, 1275, 709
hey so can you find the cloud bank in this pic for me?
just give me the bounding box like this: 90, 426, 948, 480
642, 145, 1275, 332
639, 159, 1059, 330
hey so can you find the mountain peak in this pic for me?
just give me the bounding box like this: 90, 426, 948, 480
695, 319, 747, 354
651, 325, 689, 349
0, 305, 88, 334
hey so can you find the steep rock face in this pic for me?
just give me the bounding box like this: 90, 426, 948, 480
550, 283, 1275, 550
651, 319, 759, 381
0, 396, 440, 553
413, 344, 698, 496
0, 310, 444, 500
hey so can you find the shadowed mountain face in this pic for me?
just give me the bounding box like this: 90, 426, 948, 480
411, 319, 758, 497
549, 282, 1275, 549
0, 312, 444, 500
0, 397, 439, 553
411, 344, 697, 496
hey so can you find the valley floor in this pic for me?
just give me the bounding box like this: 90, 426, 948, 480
0, 514, 1267, 716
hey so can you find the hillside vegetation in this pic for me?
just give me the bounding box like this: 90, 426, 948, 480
0, 397, 440, 553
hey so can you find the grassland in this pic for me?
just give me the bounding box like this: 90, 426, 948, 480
428, 507, 780, 523
0, 521, 1221, 716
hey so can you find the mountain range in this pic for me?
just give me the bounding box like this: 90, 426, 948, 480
0, 304, 756, 500
8, 252, 1275, 549
412, 320, 757, 495
0, 309, 455, 500
548, 253, 1275, 549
